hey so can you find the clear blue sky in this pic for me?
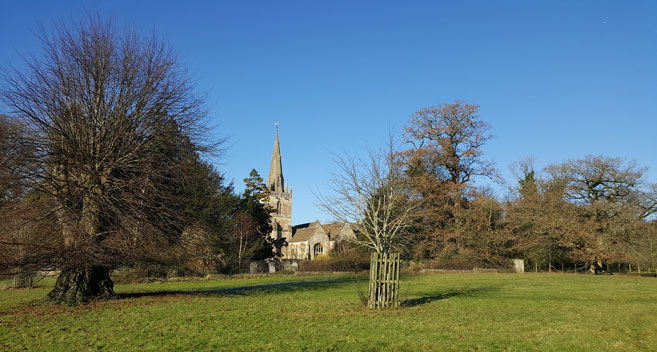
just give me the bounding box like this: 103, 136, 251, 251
1, 1, 656, 224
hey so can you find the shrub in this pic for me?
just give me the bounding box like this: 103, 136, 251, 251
298, 251, 369, 272
410, 256, 513, 272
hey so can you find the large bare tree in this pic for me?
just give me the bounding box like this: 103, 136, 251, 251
404, 101, 498, 186
402, 101, 499, 260
0, 17, 211, 303
545, 156, 649, 207
542, 155, 657, 273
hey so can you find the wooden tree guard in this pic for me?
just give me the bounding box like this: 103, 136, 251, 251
368, 252, 400, 309
13, 272, 33, 288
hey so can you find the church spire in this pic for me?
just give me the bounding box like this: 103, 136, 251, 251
267, 124, 285, 193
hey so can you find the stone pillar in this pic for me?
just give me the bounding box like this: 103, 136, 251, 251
513, 259, 525, 273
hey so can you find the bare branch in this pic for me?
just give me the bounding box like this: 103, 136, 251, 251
317, 136, 417, 254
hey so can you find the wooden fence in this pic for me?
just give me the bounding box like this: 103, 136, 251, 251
368, 252, 400, 309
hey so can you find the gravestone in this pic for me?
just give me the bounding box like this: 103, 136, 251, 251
281, 260, 299, 272
250, 261, 267, 274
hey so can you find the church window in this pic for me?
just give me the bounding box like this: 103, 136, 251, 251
313, 243, 323, 257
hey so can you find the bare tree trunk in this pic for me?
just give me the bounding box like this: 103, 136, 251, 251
548, 252, 552, 273
48, 266, 115, 304
48, 185, 116, 304
589, 257, 604, 275
238, 231, 244, 270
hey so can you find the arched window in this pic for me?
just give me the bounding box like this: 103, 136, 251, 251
313, 243, 323, 257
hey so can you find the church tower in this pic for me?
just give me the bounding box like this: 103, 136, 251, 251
267, 125, 292, 256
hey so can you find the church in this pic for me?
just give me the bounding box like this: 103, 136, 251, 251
265, 126, 356, 260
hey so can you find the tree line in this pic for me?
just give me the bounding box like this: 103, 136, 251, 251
321, 101, 657, 275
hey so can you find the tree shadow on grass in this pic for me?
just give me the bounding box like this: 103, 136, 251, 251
118, 276, 363, 300
401, 286, 500, 308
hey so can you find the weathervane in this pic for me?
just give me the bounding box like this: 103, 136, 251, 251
275, 122, 279, 132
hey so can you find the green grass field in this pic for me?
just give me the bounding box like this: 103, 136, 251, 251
1, 272, 656, 351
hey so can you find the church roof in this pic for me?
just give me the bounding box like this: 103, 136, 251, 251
290, 221, 348, 242
289, 227, 316, 242
290, 220, 320, 242
321, 222, 346, 240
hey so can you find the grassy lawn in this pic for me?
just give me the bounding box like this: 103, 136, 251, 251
1, 272, 656, 351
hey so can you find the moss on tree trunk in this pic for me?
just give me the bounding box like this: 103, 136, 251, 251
47, 267, 115, 305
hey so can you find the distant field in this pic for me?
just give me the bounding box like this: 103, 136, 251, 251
1, 272, 656, 351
